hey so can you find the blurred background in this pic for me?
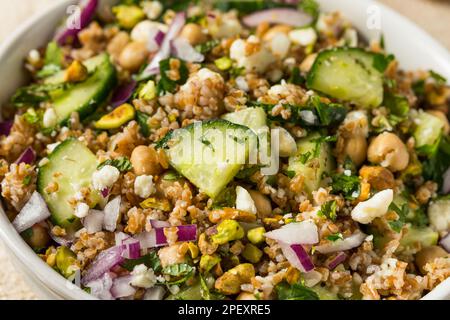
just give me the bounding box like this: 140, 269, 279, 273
0, 0, 448, 299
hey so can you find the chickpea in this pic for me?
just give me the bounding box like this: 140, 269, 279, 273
427, 110, 450, 135
179, 23, 206, 46
344, 135, 367, 167
415, 245, 448, 274
107, 31, 130, 61
359, 166, 395, 190
119, 41, 149, 72
24, 224, 50, 250
248, 190, 272, 218
130, 145, 162, 176
300, 53, 317, 73
262, 24, 292, 42
367, 132, 409, 172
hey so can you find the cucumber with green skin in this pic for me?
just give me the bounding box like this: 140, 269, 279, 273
307, 48, 384, 108
222, 107, 267, 133
37, 139, 101, 228
157, 119, 257, 199
413, 111, 445, 155
45, 53, 117, 124
288, 133, 334, 194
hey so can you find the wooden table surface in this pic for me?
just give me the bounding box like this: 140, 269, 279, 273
0, 0, 449, 300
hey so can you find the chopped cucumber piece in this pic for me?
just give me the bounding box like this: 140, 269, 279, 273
312, 286, 339, 300
222, 107, 267, 133
400, 227, 439, 248
157, 120, 257, 198
307, 48, 384, 108
288, 133, 334, 194
413, 111, 445, 155
37, 139, 101, 228
45, 54, 117, 124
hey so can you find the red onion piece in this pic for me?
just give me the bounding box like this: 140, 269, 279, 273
13, 192, 51, 233
242, 8, 313, 28
135, 230, 157, 249
326, 252, 348, 270
111, 80, 137, 108
315, 232, 366, 254
264, 219, 318, 245
442, 167, 450, 194
143, 286, 166, 300
115, 231, 130, 246
154, 30, 165, 46
85, 272, 114, 300
122, 238, 141, 259
111, 275, 136, 299
103, 196, 121, 232
15, 147, 36, 165
172, 37, 204, 63
440, 233, 450, 252
81, 245, 125, 285
55, 0, 99, 45
0, 120, 13, 136
154, 225, 198, 246
141, 12, 186, 77
101, 188, 110, 198
150, 220, 170, 229
279, 242, 313, 272
83, 209, 104, 234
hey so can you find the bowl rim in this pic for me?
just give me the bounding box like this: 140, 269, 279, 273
0, 0, 448, 300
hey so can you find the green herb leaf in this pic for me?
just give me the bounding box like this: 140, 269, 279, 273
422, 136, 450, 188
388, 202, 408, 233
157, 58, 189, 95
275, 282, 319, 300
331, 174, 360, 200
98, 157, 133, 172
372, 53, 395, 73
298, 0, 320, 20
288, 67, 305, 85
211, 186, 236, 209
121, 251, 162, 272
163, 263, 195, 285
22, 175, 32, 186
318, 200, 338, 221
429, 70, 447, 85
37, 41, 63, 78
11, 83, 66, 107
135, 111, 150, 137
383, 91, 409, 126
195, 39, 220, 54
327, 232, 343, 242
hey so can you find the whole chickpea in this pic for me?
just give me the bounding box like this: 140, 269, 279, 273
415, 245, 448, 274
130, 145, 162, 176
107, 31, 130, 61
344, 135, 367, 167
262, 24, 292, 42
248, 190, 272, 218
367, 132, 409, 172
179, 23, 206, 46
24, 224, 50, 250
427, 110, 450, 135
119, 41, 149, 72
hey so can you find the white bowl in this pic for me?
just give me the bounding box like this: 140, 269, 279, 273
0, 0, 449, 300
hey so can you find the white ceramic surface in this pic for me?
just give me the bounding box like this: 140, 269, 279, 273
0, 0, 448, 300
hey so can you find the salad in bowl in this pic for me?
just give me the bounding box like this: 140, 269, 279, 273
0, 0, 449, 300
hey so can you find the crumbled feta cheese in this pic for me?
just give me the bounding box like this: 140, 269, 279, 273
131, 264, 157, 289
235, 76, 249, 92
351, 189, 394, 224
289, 27, 317, 46
207, 13, 242, 39
92, 165, 120, 191
43, 108, 57, 128
230, 38, 275, 73
142, 1, 163, 20
47, 142, 60, 153
131, 20, 167, 50
38, 157, 50, 167
134, 175, 155, 198
235, 186, 257, 215
74, 202, 90, 218
269, 32, 291, 58
428, 199, 450, 232
344, 170, 352, 177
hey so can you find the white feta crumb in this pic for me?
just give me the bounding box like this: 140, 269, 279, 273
134, 175, 155, 198
47, 142, 60, 153
344, 170, 352, 177
235, 186, 257, 215
92, 165, 120, 191
43, 108, 57, 128
131, 264, 157, 289
235, 76, 249, 92
289, 27, 317, 46
230, 38, 275, 73
269, 32, 291, 58
351, 189, 394, 224
142, 1, 163, 20
38, 157, 50, 167
74, 202, 90, 218
168, 285, 180, 295
428, 199, 450, 232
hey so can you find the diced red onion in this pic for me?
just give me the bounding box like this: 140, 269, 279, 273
315, 232, 366, 254
82, 209, 104, 234
111, 275, 136, 299
85, 272, 114, 300
143, 286, 166, 300
279, 242, 314, 272
15, 147, 36, 165
242, 8, 313, 28
172, 37, 204, 63
103, 196, 121, 232
141, 12, 186, 77
326, 252, 348, 270
440, 233, 450, 253
154, 30, 165, 46
111, 80, 137, 108
81, 245, 124, 285
122, 238, 141, 259
150, 220, 170, 229
115, 231, 130, 246
0, 120, 13, 136
54, 0, 99, 45
13, 192, 51, 233
134, 230, 157, 249
154, 225, 197, 246
101, 188, 110, 198
442, 167, 450, 194
264, 219, 318, 245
